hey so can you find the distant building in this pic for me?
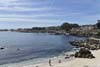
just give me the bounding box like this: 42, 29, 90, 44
71, 25, 97, 31
70, 24, 97, 36
80, 25, 97, 31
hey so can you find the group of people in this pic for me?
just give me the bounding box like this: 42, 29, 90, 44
49, 59, 61, 66
35, 59, 62, 67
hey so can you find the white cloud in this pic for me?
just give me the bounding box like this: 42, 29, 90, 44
0, 6, 51, 12
0, 17, 62, 23
0, 13, 66, 18
0, 0, 18, 3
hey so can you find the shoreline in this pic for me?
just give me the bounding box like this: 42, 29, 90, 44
0, 50, 76, 67
1, 50, 100, 67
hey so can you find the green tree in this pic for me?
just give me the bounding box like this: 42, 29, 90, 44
71, 24, 79, 28
96, 20, 100, 29
97, 31, 100, 36
61, 22, 71, 31
61, 22, 79, 32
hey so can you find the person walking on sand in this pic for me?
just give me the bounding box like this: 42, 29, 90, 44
49, 59, 52, 66
35, 66, 38, 67
58, 59, 61, 63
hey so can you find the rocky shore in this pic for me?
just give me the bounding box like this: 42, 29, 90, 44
69, 37, 100, 59
70, 37, 100, 50
75, 48, 95, 59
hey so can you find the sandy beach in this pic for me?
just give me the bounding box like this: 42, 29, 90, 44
0, 50, 100, 67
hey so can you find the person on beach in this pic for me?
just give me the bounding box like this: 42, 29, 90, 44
58, 59, 61, 63
35, 66, 38, 67
49, 59, 52, 66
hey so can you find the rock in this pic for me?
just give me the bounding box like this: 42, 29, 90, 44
65, 55, 70, 59
65, 56, 70, 59
75, 48, 95, 59
0, 47, 4, 50
70, 54, 75, 57
17, 48, 20, 51
69, 39, 100, 50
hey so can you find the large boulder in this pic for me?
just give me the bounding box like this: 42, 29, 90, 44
75, 48, 95, 59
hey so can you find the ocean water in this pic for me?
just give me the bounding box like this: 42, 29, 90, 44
0, 31, 85, 65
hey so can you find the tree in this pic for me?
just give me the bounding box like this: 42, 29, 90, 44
96, 20, 100, 29
97, 31, 100, 36
61, 22, 79, 32
71, 24, 79, 28
61, 22, 71, 31
32, 27, 46, 30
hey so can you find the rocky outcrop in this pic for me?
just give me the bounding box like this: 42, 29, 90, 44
69, 38, 100, 50
0, 47, 4, 50
75, 48, 95, 59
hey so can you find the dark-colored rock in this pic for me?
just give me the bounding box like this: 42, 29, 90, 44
0, 47, 4, 50
17, 48, 20, 51
75, 48, 95, 59
69, 39, 100, 50
65, 56, 70, 59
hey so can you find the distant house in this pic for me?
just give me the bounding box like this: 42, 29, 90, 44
80, 25, 97, 31
70, 25, 97, 36
71, 25, 97, 31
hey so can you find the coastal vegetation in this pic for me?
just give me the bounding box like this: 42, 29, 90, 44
97, 31, 100, 36
96, 20, 100, 29
61, 22, 79, 32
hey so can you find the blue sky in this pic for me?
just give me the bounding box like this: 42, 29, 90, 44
0, 0, 99, 29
